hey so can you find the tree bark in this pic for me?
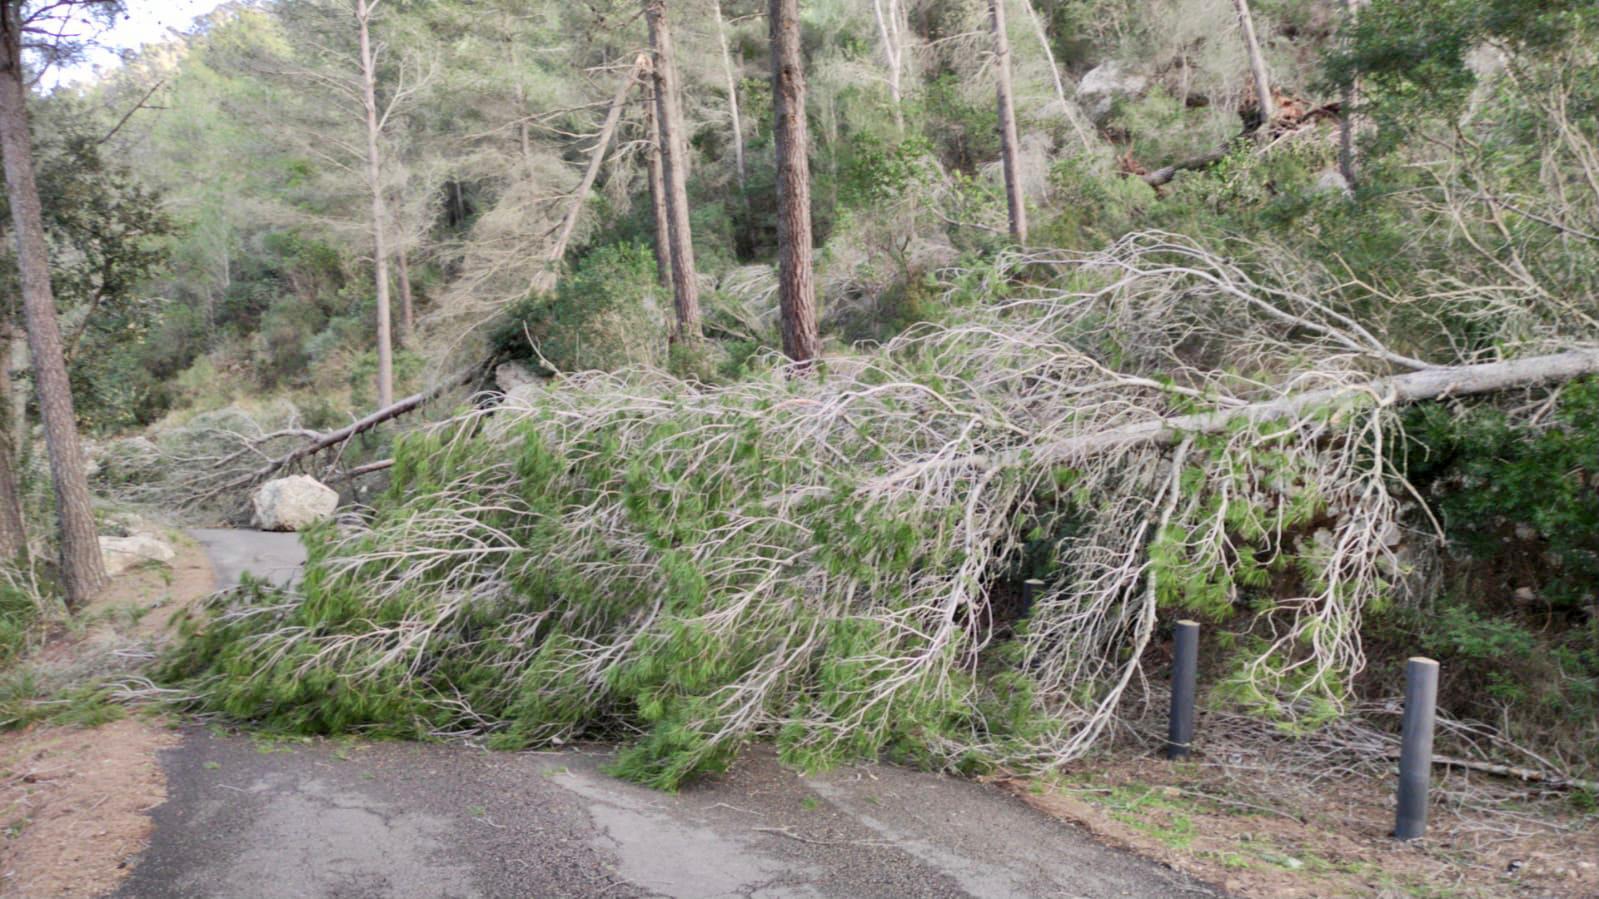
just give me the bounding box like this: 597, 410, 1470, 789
988, 0, 1028, 244
1232, 0, 1275, 127
0, 1, 106, 604
644, 0, 702, 342
713, 0, 748, 190
396, 249, 415, 340
0, 317, 26, 561
644, 80, 673, 290
1338, 0, 1366, 186
356, 0, 395, 409
768, 0, 820, 365
539, 55, 644, 293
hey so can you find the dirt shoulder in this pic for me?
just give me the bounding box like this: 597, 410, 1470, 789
0, 534, 216, 898
995, 754, 1598, 898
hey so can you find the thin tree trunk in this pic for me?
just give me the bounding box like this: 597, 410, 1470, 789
540, 55, 643, 292
644, 81, 673, 289
1338, 0, 1366, 186
1232, 0, 1275, 128
768, 0, 820, 365
1018, 0, 1095, 152
0, 3, 105, 604
357, 0, 395, 409
713, 0, 748, 190
396, 249, 415, 339
872, 0, 905, 133
988, 0, 1028, 244
644, 0, 702, 342
0, 317, 26, 560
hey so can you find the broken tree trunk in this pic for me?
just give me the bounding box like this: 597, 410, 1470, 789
538, 55, 645, 293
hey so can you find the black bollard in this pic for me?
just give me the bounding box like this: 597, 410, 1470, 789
1165, 620, 1199, 760
1395, 656, 1439, 840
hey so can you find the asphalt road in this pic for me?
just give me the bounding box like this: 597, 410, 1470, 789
113, 530, 1217, 899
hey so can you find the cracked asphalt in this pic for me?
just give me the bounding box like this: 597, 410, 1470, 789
112, 530, 1218, 899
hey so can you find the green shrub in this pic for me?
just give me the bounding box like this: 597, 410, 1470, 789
490, 241, 667, 375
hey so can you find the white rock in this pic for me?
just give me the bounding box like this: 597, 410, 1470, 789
1076, 61, 1148, 123
495, 361, 540, 394
252, 475, 339, 532
99, 533, 176, 577
1314, 168, 1352, 197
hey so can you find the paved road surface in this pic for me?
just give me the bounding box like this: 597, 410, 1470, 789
115, 530, 1216, 899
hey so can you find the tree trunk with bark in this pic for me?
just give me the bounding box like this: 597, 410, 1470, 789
1338, 0, 1366, 185
644, 0, 702, 342
644, 81, 673, 289
768, 0, 820, 365
357, 0, 395, 409
396, 250, 415, 340
1232, 0, 1275, 128
0, 2, 105, 604
0, 318, 25, 561
988, 0, 1028, 244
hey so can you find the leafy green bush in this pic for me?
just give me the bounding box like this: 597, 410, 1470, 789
1407, 379, 1599, 613
490, 241, 667, 375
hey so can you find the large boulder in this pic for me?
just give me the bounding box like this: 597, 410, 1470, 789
252, 475, 339, 532
1076, 61, 1149, 124
494, 360, 540, 394
99, 533, 177, 577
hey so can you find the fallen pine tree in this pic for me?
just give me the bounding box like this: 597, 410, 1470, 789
161, 233, 1599, 788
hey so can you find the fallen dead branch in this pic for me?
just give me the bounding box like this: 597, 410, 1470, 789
156, 363, 486, 509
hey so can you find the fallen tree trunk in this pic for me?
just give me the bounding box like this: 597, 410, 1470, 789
1379, 750, 1599, 793
883, 348, 1599, 484
536, 54, 646, 293
1046, 348, 1599, 459
213, 363, 483, 497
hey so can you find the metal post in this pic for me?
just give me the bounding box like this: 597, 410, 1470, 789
1020, 578, 1044, 619
1165, 620, 1199, 760
1395, 656, 1439, 840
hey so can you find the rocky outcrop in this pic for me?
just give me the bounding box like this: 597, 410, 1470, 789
494, 361, 540, 394
99, 533, 177, 577
1076, 61, 1148, 123
251, 475, 339, 532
